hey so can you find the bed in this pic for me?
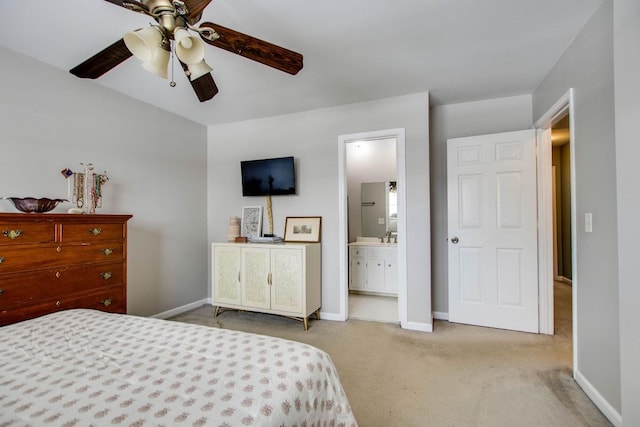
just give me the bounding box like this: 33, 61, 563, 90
0, 309, 357, 427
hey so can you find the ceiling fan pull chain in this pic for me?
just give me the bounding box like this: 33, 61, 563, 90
169, 41, 176, 88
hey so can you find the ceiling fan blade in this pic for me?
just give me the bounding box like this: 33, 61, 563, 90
182, 0, 212, 23
103, 0, 150, 15
190, 73, 219, 102
179, 61, 219, 102
70, 39, 133, 79
199, 22, 303, 75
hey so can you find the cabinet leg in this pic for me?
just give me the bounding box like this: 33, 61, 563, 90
314, 309, 321, 320
213, 306, 220, 317
303, 317, 309, 331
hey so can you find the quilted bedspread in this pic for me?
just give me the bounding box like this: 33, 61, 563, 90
0, 309, 357, 427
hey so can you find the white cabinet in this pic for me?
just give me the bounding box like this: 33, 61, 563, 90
349, 245, 397, 295
212, 242, 321, 330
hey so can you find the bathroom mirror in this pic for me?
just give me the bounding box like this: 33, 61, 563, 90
361, 181, 397, 238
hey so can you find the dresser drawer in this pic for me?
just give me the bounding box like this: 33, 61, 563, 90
0, 222, 55, 246
0, 243, 124, 273
0, 287, 126, 326
0, 262, 124, 307
61, 222, 125, 243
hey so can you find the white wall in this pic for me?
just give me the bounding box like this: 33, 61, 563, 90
614, 0, 640, 425
533, 0, 621, 416
0, 46, 209, 317
429, 95, 534, 314
207, 92, 430, 324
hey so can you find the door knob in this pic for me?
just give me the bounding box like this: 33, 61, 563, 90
451, 237, 459, 244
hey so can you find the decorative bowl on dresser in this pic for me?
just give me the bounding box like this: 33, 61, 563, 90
1, 197, 67, 213
0, 213, 132, 326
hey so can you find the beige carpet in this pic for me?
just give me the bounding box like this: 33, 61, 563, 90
169, 283, 611, 426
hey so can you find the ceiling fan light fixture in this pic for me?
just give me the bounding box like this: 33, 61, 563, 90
187, 59, 213, 81
123, 26, 163, 62
175, 29, 206, 64
173, 28, 192, 48
71, 0, 303, 102
141, 42, 171, 79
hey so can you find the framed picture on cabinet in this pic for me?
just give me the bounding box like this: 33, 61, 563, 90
284, 216, 322, 242
241, 206, 263, 239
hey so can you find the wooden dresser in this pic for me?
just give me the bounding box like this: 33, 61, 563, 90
0, 213, 132, 326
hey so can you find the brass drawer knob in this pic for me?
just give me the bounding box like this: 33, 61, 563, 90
89, 228, 102, 236
0, 257, 4, 264
100, 248, 114, 256
55, 301, 61, 307
56, 246, 62, 253
100, 298, 112, 307
0, 289, 4, 295
100, 272, 113, 280
55, 271, 61, 279
2, 229, 22, 239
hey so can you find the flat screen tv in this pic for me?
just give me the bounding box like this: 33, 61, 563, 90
241, 156, 296, 196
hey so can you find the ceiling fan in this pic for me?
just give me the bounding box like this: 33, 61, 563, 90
70, 0, 304, 102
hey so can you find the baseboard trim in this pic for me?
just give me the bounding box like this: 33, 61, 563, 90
151, 298, 212, 320
319, 311, 346, 321
574, 369, 622, 426
433, 311, 449, 321
404, 321, 433, 332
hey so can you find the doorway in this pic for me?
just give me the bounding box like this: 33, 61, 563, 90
445, 90, 576, 347
346, 139, 398, 323
551, 114, 572, 288
338, 128, 408, 327
536, 89, 577, 372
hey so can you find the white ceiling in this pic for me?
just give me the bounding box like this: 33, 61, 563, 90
0, 0, 603, 126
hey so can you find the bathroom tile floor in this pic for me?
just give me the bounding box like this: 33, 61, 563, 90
348, 293, 398, 324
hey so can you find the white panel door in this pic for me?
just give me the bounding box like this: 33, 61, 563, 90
447, 130, 539, 333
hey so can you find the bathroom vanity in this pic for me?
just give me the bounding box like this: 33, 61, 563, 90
349, 239, 397, 295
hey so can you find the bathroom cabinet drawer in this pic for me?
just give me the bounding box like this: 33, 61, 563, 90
366, 247, 396, 259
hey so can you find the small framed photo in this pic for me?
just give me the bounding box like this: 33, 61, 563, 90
241, 206, 263, 239
284, 216, 322, 243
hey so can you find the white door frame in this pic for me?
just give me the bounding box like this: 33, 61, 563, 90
338, 128, 408, 327
535, 88, 578, 373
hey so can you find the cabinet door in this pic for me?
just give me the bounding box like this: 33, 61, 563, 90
213, 245, 242, 305
366, 258, 386, 292
270, 248, 303, 314
350, 257, 366, 291
385, 258, 398, 293
242, 247, 271, 309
